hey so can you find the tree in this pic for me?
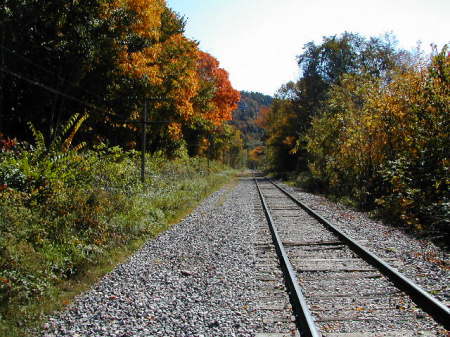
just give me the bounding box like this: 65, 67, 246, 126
194, 51, 240, 125
0, 0, 243, 160
305, 44, 449, 231
262, 32, 402, 172
183, 51, 240, 157
1, 0, 122, 141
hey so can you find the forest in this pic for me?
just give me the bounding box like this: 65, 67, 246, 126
260, 32, 449, 237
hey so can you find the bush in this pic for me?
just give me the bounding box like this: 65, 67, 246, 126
0, 140, 232, 331
304, 46, 449, 230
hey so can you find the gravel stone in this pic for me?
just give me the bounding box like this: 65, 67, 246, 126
276, 180, 449, 305
39, 177, 448, 337
41, 180, 267, 337
274, 180, 449, 335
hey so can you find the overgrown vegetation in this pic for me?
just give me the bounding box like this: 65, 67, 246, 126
262, 32, 449, 237
0, 130, 233, 335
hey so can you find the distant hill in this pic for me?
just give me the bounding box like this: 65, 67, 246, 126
231, 91, 272, 148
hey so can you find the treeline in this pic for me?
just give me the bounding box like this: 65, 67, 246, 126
0, 0, 242, 160
262, 32, 449, 233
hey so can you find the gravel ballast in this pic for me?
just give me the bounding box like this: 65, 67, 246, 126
261, 180, 448, 336
39, 178, 449, 336
42, 180, 266, 337
278, 181, 449, 308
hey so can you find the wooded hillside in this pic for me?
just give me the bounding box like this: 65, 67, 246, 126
231, 91, 272, 149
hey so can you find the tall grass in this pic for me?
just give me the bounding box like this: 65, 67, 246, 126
0, 143, 234, 336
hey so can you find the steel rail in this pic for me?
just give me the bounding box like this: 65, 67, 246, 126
268, 178, 450, 330
254, 177, 321, 337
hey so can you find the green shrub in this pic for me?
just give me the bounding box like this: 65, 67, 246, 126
0, 140, 233, 334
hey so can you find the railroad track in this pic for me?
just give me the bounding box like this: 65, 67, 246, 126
253, 177, 450, 337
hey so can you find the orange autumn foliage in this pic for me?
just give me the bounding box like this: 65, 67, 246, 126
213, 68, 240, 121
196, 51, 240, 125
100, 0, 241, 154
160, 34, 199, 120
118, 45, 162, 83
168, 122, 182, 140
107, 0, 200, 125
107, 0, 164, 85
255, 106, 270, 129
103, 0, 165, 85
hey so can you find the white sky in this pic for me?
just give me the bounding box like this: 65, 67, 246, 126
166, 0, 449, 96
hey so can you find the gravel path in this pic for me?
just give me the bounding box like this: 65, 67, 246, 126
41, 180, 267, 337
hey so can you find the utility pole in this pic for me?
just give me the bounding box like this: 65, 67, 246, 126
140, 100, 147, 183
0, 30, 6, 132
135, 97, 170, 184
